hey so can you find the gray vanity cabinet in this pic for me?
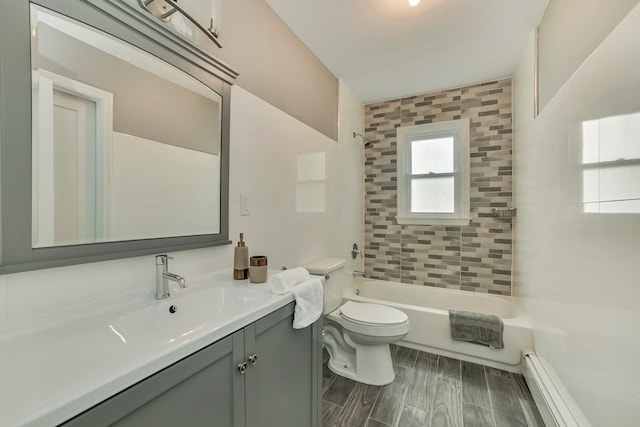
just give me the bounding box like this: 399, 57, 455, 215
245, 303, 320, 427
62, 303, 321, 427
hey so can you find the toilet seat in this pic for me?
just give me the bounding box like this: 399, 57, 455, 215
340, 301, 408, 327
327, 302, 409, 340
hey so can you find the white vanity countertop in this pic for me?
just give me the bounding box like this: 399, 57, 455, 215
0, 271, 293, 427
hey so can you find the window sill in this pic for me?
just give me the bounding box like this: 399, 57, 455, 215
396, 215, 471, 226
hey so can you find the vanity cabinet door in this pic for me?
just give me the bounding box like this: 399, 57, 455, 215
62, 331, 246, 427
244, 303, 322, 427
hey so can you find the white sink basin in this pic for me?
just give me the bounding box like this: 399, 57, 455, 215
109, 286, 275, 347
0, 278, 291, 427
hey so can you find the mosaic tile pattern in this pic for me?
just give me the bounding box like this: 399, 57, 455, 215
364, 79, 513, 295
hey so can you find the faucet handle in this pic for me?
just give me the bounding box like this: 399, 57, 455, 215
155, 254, 174, 265
351, 243, 363, 259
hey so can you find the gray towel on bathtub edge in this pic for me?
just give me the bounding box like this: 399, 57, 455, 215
449, 309, 504, 349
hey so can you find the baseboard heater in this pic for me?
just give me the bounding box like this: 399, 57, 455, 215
521, 349, 591, 427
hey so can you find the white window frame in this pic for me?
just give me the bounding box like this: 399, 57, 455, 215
396, 118, 470, 226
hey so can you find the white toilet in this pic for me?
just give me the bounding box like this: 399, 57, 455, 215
304, 257, 409, 386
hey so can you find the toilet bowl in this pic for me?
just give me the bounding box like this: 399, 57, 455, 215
304, 258, 409, 386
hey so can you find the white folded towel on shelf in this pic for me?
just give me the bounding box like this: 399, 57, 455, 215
291, 277, 324, 329
270, 267, 310, 294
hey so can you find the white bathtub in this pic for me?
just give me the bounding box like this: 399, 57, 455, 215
345, 278, 533, 373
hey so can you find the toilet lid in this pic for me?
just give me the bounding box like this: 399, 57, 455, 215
340, 301, 408, 326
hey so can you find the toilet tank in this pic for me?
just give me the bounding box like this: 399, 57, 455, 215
304, 258, 345, 314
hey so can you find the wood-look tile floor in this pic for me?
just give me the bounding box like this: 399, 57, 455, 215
322, 344, 545, 427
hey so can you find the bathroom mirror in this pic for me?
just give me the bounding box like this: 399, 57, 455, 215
0, 0, 237, 272
31, 5, 223, 247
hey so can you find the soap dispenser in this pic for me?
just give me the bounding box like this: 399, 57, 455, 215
233, 233, 250, 280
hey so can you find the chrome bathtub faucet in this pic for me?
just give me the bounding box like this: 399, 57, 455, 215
353, 270, 366, 278
155, 254, 187, 300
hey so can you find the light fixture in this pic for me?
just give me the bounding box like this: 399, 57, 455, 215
409, 0, 421, 6
136, 0, 222, 48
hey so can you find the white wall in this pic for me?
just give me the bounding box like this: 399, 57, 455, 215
337, 80, 365, 278
226, 83, 362, 269
513, 4, 640, 426
110, 132, 220, 239
0, 84, 363, 326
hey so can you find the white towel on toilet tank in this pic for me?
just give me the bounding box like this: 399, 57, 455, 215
291, 277, 324, 329
270, 267, 310, 294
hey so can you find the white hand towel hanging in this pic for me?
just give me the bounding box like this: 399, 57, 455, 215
270, 267, 310, 294
291, 277, 324, 329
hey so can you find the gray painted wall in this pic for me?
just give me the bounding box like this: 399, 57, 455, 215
537, 0, 640, 112
214, 0, 338, 140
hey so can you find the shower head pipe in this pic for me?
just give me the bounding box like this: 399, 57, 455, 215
353, 132, 374, 147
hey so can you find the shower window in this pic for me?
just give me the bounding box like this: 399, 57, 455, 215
396, 119, 470, 225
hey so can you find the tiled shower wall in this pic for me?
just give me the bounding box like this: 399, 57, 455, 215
364, 79, 513, 295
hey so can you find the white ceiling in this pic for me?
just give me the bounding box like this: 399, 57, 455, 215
265, 0, 549, 103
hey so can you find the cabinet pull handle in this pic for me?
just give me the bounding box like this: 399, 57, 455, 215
248, 354, 258, 365
238, 362, 248, 374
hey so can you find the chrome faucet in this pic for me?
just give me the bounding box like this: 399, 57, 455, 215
353, 270, 366, 278
155, 254, 186, 300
